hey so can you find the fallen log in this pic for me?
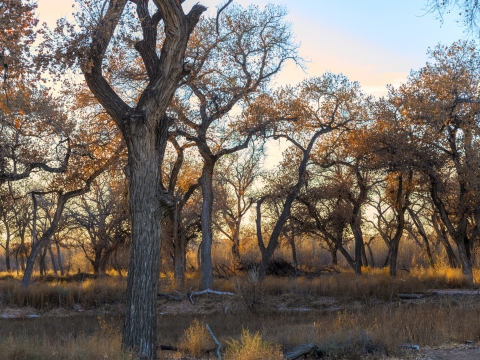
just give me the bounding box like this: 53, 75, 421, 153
284, 343, 323, 360
398, 293, 424, 299
188, 289, 236, 305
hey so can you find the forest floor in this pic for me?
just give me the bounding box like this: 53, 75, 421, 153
1, 269, 480, 359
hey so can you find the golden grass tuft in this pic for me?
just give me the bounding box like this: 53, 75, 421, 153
224, 328, 283, 360
177, 318, 215, 358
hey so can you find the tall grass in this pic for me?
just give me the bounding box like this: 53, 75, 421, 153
0, 276, 126, 309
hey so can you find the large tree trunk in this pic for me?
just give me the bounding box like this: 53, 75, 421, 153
80, 2, 206, 357
122, 131, 164, 360
199, 160, 215, 290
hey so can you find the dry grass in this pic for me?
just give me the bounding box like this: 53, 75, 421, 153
224, 328, 284, 360
1, 267, 480, 359
0, 316, 133, 360
0, 275, 126, 310
177, 318, 215, 357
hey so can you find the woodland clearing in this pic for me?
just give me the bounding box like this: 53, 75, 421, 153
1, 268, 480, 359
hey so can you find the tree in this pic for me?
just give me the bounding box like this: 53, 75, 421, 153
213, 146, 262, 262
46, 1, 207, 357
161, 136, 201, 286
171, 3, 299, 289
68, 175, 129, 275
393, 41, 480, 284
252, 73, 368, 278
426, 0, 480, 34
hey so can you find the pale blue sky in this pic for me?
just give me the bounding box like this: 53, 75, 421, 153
37, 0, 467, 96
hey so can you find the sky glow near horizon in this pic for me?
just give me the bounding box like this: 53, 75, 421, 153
36, 0, 468, 97
34, 0, 470, 167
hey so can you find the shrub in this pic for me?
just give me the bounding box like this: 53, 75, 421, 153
177, 318, 215, 357
224, 328, 284, 360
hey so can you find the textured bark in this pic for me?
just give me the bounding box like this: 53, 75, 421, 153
199, 160, 215, 290
388, 173, 409, 277
122, 133, 163, 359
80, 0, 206, 356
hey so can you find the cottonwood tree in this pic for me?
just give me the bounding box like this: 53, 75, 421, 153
0, 186, 16, 272
45, 1, 207, 356
394, 41, 480, 284
67, 175, 129, 275
171, 3, 299, 289
161, 136, 201, 286
0, 1, 74, 186
251, 73, 368, 278
213, 146, 263, 262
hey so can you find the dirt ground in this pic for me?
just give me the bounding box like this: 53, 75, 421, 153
416, 347, 480, 360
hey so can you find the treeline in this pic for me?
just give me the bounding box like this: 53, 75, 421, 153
2, 1, 480, 356
1, 1, 480, 287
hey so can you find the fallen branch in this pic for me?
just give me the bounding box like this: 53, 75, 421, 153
188, 289, 236, 305
284, 343, 323, 360
157, 289, 236, 305
206, 323, 222, 360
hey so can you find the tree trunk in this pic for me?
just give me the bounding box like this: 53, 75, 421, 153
22, 239, 48, 285
408, 208, 435, 268
122, 131, 164, 360
55, 239, 64, 276
199, 160, 215, 290
329, 242, 338, 266
290, 237, 298, 271
365, 239, 375, 268
432, 214, 458, 268
389, 213, 406, 277
231, 222, 241, 261
39, 244, 48, 275
4, 218, 11, 272
361, 240, 368, 267
173, 237, 185, 287
350, 221, 363, 275
48, 244, 58, 275
457, 237, 474, 285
